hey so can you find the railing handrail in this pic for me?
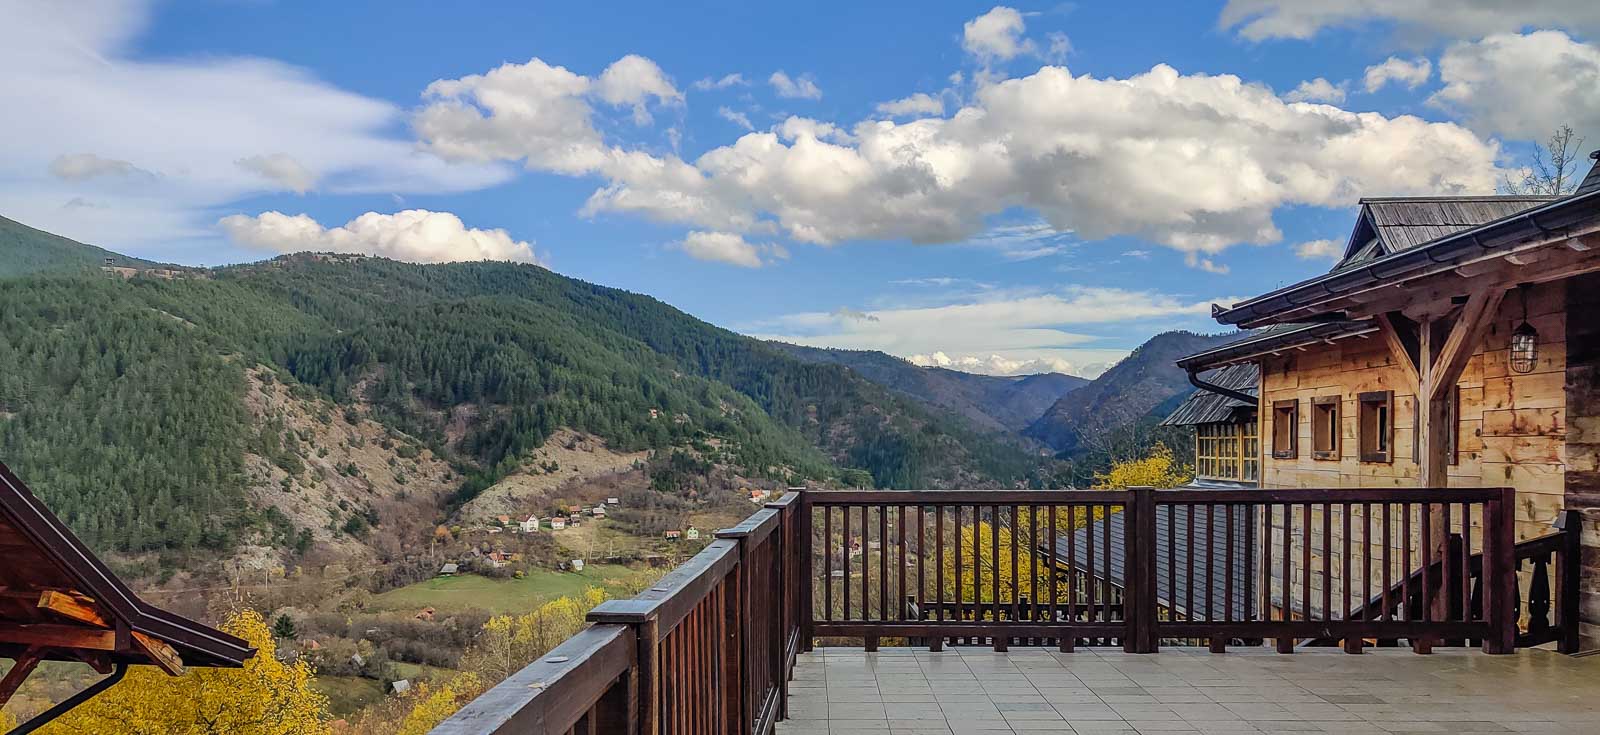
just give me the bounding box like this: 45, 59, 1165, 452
588, 539, 740, 630
808, 487, 1509, 505
430, 624, 635, 734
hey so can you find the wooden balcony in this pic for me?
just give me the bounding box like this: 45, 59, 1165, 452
431, 487, 1585, 735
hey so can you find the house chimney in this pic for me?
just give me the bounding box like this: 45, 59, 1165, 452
1578, 149, 1600, 197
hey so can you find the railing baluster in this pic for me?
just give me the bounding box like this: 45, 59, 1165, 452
879, 504, 888, 623
1302, 503, 1313, 623
898, 505, 907, 622
824, 506, 834, 624
992, 504, 1004, 651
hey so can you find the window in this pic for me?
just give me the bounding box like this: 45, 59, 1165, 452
1358, 390, 1394, 463
1241, 415, 1260, 482
1195, 416, 1259, 482
1271, 399, 1298, 460
1311, 396, 1340, 461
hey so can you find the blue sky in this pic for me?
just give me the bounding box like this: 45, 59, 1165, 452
4, 2, 1598, 377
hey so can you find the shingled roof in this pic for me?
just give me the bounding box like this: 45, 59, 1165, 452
1334, 196, 1556, 271
1047, 502, 1254, 621
1160, 363, 1258, 427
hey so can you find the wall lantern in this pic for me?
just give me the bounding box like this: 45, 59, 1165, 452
1509, 283, 1538, 374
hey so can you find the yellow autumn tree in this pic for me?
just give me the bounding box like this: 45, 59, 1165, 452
396, 673, 483, 735
39, 609, 330, 735
1, 708, 16, 731
1093, 443, 1191, 489
458, 587, 607, 684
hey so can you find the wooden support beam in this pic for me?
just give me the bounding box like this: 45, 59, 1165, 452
134, 631, 185, 676
1425, 288, 1505, 403
0, 646, 44, 708
0, 623, 115, 650
38, 589, 185, 675
1374, 313, 1419, 391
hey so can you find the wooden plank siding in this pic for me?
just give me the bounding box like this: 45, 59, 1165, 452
1565, 271, 1600, 646
1258, 281, 1574, 634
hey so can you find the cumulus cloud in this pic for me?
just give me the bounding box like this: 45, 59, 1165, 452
1285, 78, 1346, 103
768, 71, 822, 100
218, 209, 542, 264
576, 64, 1500, 260
1295, 238, 1341, 259
1219, 0, 1600, 41
595, 54, 682, 124
416, 57, 607, 174
693, 73, 747, 91
2, 1, 508, 256
235, 153, 317, 194
875, 93, 945, 117
963, 6, 1034, 61
748, 286, 1227, 377
717, 106, 754, 130
677, 230, 786, 268
1430, 31, 1600, 141
48, 153, 153, 181
1363, 56, 1432, 93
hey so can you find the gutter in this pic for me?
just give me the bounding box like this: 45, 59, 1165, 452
1214, 189, 1600, 327
1186, 368, 1257, 406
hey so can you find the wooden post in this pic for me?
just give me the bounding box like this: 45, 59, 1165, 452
1125, 486, 1158, 654
637, 617, 661, 735
1559, 509, 1583, 654
1482, 487, 1517, 654
797, 489, 814, 653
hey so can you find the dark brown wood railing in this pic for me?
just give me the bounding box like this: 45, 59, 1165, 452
434, 485, 1557, 735
432, 492, 803, 735
804, 487, 1521, 655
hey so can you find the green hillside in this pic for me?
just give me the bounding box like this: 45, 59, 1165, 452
0, 215, 154, 277
0, 227, 1058, 555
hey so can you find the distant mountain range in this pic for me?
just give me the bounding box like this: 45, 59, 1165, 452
1023, 330, 1244, 456
0, 215, 155, 277
769, 344, 1089, 432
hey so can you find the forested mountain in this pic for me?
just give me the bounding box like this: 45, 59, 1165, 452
0, 221, 1059, 557
0, 215, 155, 277
771, 343, 1088, 431
1024, 331, 1243, 457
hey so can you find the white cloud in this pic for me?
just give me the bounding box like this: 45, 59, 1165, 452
1046, 32, 1072, 62
0, 0, 509, 257
1363, 56, 1432, 93
1123, 249, 1151, 259
416, 57, 607, 174
1192, 256, 1230, 274
579, 64, 1500, 260
748, 286, 1227, 377
875, 93, 945, 117
1294, 238, 1341, 259
1219, 1, 1600, 41
234, 153, 317, 194
218, 209, 542, 265
909, 351, 1083, 377
693, 73, 747, 91
677, 230, 784, 268
1285, 77, 1346, 103
963, 7, 1035, 61
717, 106, 754, 130
1430, 31, 1600, 141
768, 71, 823, 100
595, 54, 682, 124
49, 153, 154, 181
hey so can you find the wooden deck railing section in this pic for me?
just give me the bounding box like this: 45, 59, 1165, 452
432, 486, 1580, 735
432, 493, 804, 735
805, 488, 1523, 655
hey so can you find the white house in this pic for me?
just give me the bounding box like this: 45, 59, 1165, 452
519, 516, 539, 533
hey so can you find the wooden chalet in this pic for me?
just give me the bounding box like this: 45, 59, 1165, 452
1171, 155, 1600, 647
0, 462, 254, 727
1161, 362, 1262, 487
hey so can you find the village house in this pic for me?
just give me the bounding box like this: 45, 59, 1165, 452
549, 517, 566, 531
1164, 157, 1600, 646
518, 515, 539, 533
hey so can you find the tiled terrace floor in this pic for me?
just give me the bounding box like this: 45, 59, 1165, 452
776, 646, 1600, 734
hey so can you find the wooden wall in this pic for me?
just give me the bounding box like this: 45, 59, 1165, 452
1259, 280, 1568, 540
1257, 282, 1574, 633
1565, 272, 1600, 644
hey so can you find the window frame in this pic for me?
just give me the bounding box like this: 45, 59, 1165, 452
1271, 399, 1298, 460
1358, 390, 1394, 464
1310, 395, 1340, 461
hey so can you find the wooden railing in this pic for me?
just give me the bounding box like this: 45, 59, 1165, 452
1304, 509, 1582, 653
434, 485, 1555, 735
804, 487, 1521, 654
432, 492, 804, 735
